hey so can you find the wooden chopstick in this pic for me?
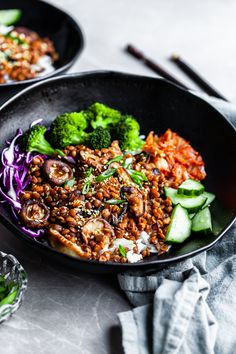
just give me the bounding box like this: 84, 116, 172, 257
170, 54, 228, 101
126, 44, 189, 90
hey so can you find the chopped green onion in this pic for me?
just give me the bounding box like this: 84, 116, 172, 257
0, 288, 18, 306
85, 167, 93, 177
82, 181, 90, 195
82, 168, 94, 195
125, 168, 148, 188
129, 174, 143, 188
64, 178, 75, 187
106, 155, 123, 164
105, 199, 128, 205
123, 157, 133, 169
96, 167, 117, 182
0, 275, 19, 306
5, 33, 28, 45
118, 245, 127, 257
127, 169, 148, 181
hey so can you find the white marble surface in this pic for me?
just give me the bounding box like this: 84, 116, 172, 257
54, 0, 236, 103
1, 0, 236, 353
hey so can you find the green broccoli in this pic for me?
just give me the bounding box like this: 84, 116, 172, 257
88, 102, 121, 130
21, 125, 64, 156
115, 115, 144, 151
49, 114, 89, 148
50, 124, 88, 149
52, 112, 88, 131
89, 127, 111, 150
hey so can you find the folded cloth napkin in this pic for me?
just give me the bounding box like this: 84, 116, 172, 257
118, 93, 236, 354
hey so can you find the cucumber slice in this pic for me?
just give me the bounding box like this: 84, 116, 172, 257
0, 9, 22, 26
165, 204, 192, 243
165, 187, 207, 213
177, 178, 205, 196
201, 192, 215, 208
192, 207, 212, 234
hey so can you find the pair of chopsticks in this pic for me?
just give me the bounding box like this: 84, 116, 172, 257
126, 44, 228, 102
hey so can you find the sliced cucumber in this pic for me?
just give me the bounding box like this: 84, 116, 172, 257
192, 207, 212, 234
201, 192, 215, 208
165, 204, 192, 243
165, 187, 207, 213
177, 178, 205, 196
0, 9, 22, 26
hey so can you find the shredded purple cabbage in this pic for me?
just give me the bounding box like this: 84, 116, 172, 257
0, 129, 45, 238
30, 118, 43, 127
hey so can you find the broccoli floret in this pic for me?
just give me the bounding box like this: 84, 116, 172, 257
89, 127, 111, 150
21, 125, 64, 156
49, 123, 88, 149
115, 115, 144, 151
53, 112, 88, 131
49, 114, 89, 149
88, 102, 121, 130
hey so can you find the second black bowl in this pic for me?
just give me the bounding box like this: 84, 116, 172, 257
0, 0, 84, 104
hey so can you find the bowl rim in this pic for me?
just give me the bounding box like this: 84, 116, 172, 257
0, 0, 85, 87
0, 70, 235, 269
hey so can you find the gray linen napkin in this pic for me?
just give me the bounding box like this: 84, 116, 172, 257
118, 94, 236, 354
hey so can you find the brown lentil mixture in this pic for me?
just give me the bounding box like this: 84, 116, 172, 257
0, 26, 58, 83
18, 139, 173, 263
18, 131, 206, 263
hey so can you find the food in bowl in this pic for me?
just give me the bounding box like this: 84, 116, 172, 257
0, 251, 27, 323
0, 103, 215, 263
0, 273, 18, 306
0, 9, 58, 83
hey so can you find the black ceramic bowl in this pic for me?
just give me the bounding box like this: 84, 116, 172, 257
0, 71, 235, 273
0, 0, 84, 105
